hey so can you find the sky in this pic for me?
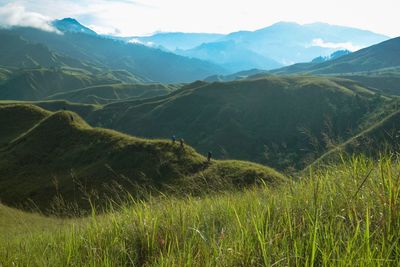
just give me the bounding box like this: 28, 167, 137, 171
0, 0, 399, 37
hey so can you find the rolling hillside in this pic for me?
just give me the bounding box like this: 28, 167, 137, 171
0, 104, 50, 147
47, 83, 181, 104
0, 104, 284, 211
0, 31, 98, 72
337, 68, 400, 95
86, 76, 385, 170
0, 68, 122, 101
312, 107, 400, 165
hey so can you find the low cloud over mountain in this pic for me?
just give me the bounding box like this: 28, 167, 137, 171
0, 3, 58, 32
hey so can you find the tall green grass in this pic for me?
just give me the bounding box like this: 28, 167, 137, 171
1, 154, 400, 266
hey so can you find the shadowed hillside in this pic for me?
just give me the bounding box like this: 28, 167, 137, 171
87, 76, 385, 170
312, 108, 400, 165
0, 105, 284, 211
0, 68, 121, 101
337, 68, 400, 95
0, 104, 50, 147
47, 83, 180, 104
0, 31, 98, 72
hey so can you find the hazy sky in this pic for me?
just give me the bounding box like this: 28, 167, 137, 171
0, 0, 398, 37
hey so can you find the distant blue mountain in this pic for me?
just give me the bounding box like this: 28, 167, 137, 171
49, 19, 390, 74
52, 18, 97, 35
130, 32, 223, 50
176, 40, 282, 72
130, 22, 388, 72
219, 22, 388, 65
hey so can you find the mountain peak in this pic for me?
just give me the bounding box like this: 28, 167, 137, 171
59, 18, 79, 24
52, 18, 97, 35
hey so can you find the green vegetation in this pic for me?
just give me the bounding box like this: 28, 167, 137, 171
0, 204, 73, 242
1, 73, 396, 172
0, 31, 95, 71
47, 83, 180, 104
1, 22, 400, 266
1, 155, 400, 266
86, 76, 387, 170
0, 104, 50, 146
0, 68, 120, 101
338, 68, 400, 95
313, 108, 400, 166
0, 104, 284, 212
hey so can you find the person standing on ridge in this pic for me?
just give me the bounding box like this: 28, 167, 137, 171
207, 151, 212, 162
171, 135, 176, 144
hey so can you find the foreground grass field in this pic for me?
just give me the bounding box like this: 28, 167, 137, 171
1, 155, 400, 266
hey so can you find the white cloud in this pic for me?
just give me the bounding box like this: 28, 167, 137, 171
88, 24, 120, 35
310, 38, 364, 51
0, 0, 399, 37
127, 38, 154, 47
0, 2, 58, 32
127, 38, 142, 44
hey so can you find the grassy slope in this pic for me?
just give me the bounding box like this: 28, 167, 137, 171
0, 204, 73, 242
0, 68, 122, 101
337, 68, 400, 95
312, 108, 400, 165
0, 104, 50, 147
0, 31, 97, 72
1, 156, 399, 266
47, 83, 181, 104
0, 104, 284, 211
0, 68, 175, 103
0, 99, 101, 119
87, 76, 384, 170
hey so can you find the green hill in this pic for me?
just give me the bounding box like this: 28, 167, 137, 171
0, 104, 50, 147
47, 83, 180, 104
0, 104, 284, 211
0, 31, 98, 72
0, 68, 122, 101
272, 37, 400, 75
86, 76, 385, 170
337, 68, 400, 96
0, 67, 150, 102
2, 155, 400, 266
312, 108, 400, 165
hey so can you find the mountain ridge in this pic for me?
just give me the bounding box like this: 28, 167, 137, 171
0, 104, 285, 211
